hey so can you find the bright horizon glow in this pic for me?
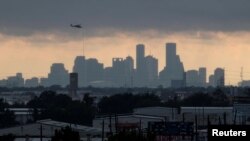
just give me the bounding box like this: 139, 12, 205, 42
0, 30, 250, 86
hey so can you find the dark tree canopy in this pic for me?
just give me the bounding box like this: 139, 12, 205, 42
181, 90, 230, 107
98, 93, 162, 114
51, 126, 80, 141
0, 99, 17, 128
27, 91, 96, 126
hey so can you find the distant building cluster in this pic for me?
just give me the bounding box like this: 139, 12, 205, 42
0, 73, 25, 87
0, 43, 226, 88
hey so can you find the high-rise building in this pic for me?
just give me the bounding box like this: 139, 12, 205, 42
214, 68, 225, 87
166, 43, 176, 67
73, 56, 86, 87
135, 44, 147, 86
111, 58, 126, 87
198, 67, 207, 87
103, 56, 135, 87
69, 73, 78, 97
208, 75, 215, 87
85, 58, 104, 85
124, 56, 135, 87
73, 56, 104, 87
145, 55, 158, 87
159, 43, 185, 87
136, 44, 145, 70
186, 70, 199, 87
48, 63, 69, 87
103, 67, 115, 87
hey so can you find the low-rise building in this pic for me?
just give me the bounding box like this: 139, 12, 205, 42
0, 119, 102, 141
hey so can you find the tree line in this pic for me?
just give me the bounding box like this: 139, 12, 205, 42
0, 88, 231, 128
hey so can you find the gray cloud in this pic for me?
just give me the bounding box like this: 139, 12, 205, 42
0, 0, 250, 37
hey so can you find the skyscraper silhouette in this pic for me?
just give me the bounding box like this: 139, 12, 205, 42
48, 63, 69, 87
113, 58, 126, 86
135, 44, 147, 86
145, 55, 158, 87
209, 74, 215, 87
186, 70, 199, 87
85, 58, 104, 84
69, 73, 78, 97
73, 56, 86, 87
159, 43, 185, 87
214, 68, 225, 87
124, 56, 135, 87
198, 67, 207, 87
136, 44, 145, 70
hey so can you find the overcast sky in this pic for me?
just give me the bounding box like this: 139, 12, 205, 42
1, 0, 250, 36
0, 0, 250, 85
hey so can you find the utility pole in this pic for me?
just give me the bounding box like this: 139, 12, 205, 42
102, 119, 105, 141
40, 124, 43, 141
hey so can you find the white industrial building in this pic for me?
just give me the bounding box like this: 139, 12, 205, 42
133, 107, 178, 121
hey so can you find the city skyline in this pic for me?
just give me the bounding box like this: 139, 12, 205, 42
0, 1, 249, 140
0, 43, 226, 88
0, 37, 248, 86
1, 0, 250, 85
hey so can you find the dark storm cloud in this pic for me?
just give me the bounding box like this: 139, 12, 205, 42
0, 0, 250, 37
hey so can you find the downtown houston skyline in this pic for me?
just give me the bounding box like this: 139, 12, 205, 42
0, 42, 226, 88
0, 0, 250, 85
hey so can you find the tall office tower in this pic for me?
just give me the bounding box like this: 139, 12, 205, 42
135, 44, 147, 86
73, 56, 86, 87
103, 56, 135, 87
198, 67, 207, 87
214, 68, 225, 87
69, 73, 78, 97
110, 58, 126, 87
208, 75, 215, 87
145, 55, 158, 87
16, 73, 25, 87
85, 58, 104, 85
48, 63, 69, 87
136, 44, 145, 70
159, 43, 185, 87
124, 56, 135, 87
166, 43, 176, 67
104, 67, 113, 85
186, 70, 199, 87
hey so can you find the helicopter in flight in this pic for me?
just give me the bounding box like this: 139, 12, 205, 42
70, 24, 82, 28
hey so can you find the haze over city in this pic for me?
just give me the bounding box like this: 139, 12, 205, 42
1, 1, 250, 141
1, 0, 250, 85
